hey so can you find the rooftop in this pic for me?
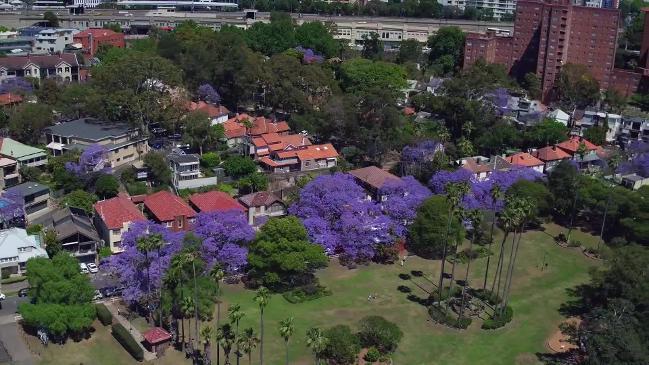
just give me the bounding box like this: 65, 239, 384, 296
349, 166, 401, 190
505, 152, 544, 167
0, 137, 46, 160
532, 145, 571, 161
143, 327, 172, 345
45, 118, 134, 141
168, 153, 199, 165
556, 136, 599, 154
238, 191, 283, 208
0, 227, 47, 262
94, 195, 146, 230
189, 191, 245, 213
0, 53, 80, 70
188, 101, 229, 118
144, 190, 196, 222
8, 181, 49, 197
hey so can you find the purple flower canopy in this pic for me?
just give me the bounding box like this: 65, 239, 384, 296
197, 83, 221, 104
192, 210, 254, 273
619, 142, 649, 178
106, 221, 184, 304
295, 46, 324, 64
401, 140, 444, 164
290, 173, 430, 260
0, 189, 24, 223
0, 77, 33, 95
65, 144, 110, 176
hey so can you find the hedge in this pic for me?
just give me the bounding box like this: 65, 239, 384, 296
428, 305, 472, 329
482, 305, 514, 330
283, 284, 332, 304
96, 303, 112, 326
112, 323, 144, 361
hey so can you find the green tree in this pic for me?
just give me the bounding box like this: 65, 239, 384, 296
523, 119, 568, 147
144, 152, 172, 186
253, 286, 271, 365
8, 103, 54, 144
320, 325, 360, 365
228, 303, 245, 365
427, 27, 465, 75
238, 327, 259, 365
247, 217, 328, 290
62, 190, 98, 213
238, 172, 268, 194
507, 179, 552, 218
20, 166, 42, 182
43, 11, 59, 27
217, 323, 237, 365
200, 152, 220, 169
361, 32, 383, 60
556, 63, 600, 111
339, 58, 407, 95
182, 111, 224, 155
583, 126, 608, 146
547, 160, 580, 219
44, 228, 61, 259
408, 195, 464, 259
295, 21, 340, 58
245, 12, 296, 55
522, 72, 541, 100
223, 156, 257, 179
57, 84, 102, 119
36, 79, 62, 105
209, 265, 225, 365
396, 39, 422, 64
94, 174, 119, 199
278, 317, 294, 365
357, 316, 403, 354
306, 327, 328, 365
603, 89, 627, 113
200, 325, 213, 363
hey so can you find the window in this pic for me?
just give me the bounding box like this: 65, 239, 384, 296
166, 221, 173, 228
25, 70, 31, 75
65, 67, 69, 72
177, 218, 183, 229
57, 67, 62, 73
112, 229, 120, 235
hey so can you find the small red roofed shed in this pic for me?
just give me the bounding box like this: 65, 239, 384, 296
143, 327, 172, 354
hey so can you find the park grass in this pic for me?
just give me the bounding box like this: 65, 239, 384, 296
33, 225, 598, 365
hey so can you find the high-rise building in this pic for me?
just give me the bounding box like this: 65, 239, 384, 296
464, 0, 644, 101
466, 0, 517, 20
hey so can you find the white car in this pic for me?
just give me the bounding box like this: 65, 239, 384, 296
79, 263, 89, 274
93, 290, 103, 301
87, 263, 99, 274
0, 292, 5, 301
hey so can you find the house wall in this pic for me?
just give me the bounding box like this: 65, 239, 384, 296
300, 158, 336, 171
155, 215, 194, 232
176, 176, 218, 190
0, 162, 20, 190
110, 140, 149, 168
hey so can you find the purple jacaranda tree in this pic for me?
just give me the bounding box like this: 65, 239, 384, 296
106, 221, 184, 304
489, 88, 511, 115
0, 77, 33, 95
65, 144, 110, 176
192, 210, 254, 273
401, 140, 444, 164
290, 173, 393, 261
295, 46, 324, 64
380, 176, 432, 237
619, 141, 649, 177
197, 83, 221, 105
0, 189, 24, 226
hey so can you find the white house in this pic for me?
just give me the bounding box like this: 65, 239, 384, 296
0, 227, 47, 276
548, 109, 570, 126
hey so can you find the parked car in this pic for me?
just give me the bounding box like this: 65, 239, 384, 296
79, 263, 89, 274
100, 286, 116, 297
0, 292, 5, 301
87, 263, 99, 274
18, 288, 30, 297
93, 290, 103, 301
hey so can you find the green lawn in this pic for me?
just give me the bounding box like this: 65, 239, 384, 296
32, 225, 598, 365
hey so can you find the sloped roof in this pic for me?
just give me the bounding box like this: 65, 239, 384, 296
189, 191, 245, 213
94, 195, 146, 230
532, 145, 571, 161
0, 93, 23, 105
74, 28, 121, 39
275, 143, 338, 160
349, 166, 400, 190
41, 207, 100, 242
143, 327, 172, 345
254, 133, 311, 151
0, 137, 46, 160
0, 53, 79, 70
188, 101, 229, 118
505, 152, 544, 167
0, 227, 47, 262
144, 191, 196, 222
223, 114, 291, 139
461, 157, 493, 174
238, 191, 283, 208
556, 136, 599, 154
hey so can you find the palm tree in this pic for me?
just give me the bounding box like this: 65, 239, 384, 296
483, 185, 502, 290
238, 328, 259, 365
490, 203, 516, 300
278, 317, 294, 365
442, 182, 469, 310
136, 236, 154, 322
147, 233, 165, 327
437, 182, 464, 306
228, 304, 245, 365
177, 249, 202, 358
165, 254, 187, 346
305, 327, 328, 365
181, 296, 195, 351
210, 266, 225, 365
253, 286, 270, 365
217, 323, 236, 365
459, 209, 482, 323
201, 325, 214, 364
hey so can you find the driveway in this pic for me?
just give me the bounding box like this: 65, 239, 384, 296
0, 323, 35, 365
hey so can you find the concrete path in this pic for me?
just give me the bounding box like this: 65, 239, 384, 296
0, 322, 35, 365
104, 302, 157, 361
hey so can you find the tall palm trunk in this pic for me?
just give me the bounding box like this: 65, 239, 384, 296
145, 251, 152, 322
502, 226, 524, 314
259, 308, 264, 365
459, 228, 477, 322
483, 207, 497, 290
498, 229, 518, 308
285, 339, 289, 365
192, 261, 200, 359
437, 206, 454, 306
597, 193, 611, 251
445, 239, 458, 312
490, 230, 509, 295
216, 302, 221, 365
235, 320, 240, 365
157, 246, 163, 328
566, 189, 579, 242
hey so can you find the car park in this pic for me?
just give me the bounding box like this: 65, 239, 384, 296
87, 263, 99, 273
79, 263, 89, 274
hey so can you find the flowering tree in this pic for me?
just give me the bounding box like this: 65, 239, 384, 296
0, 189, 24, 226
290, 173, 393, 261
380, 176, 432, 236
295, 46, 324, 64
619, 142, 649, 177
192, 211, 254, 273
65, 144, 110, 176
0, 77, 33, 95
197, 83, 221, 105
401, 140, 444, 164
106, 221, 184, 303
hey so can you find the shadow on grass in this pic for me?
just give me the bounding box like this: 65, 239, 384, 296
558, 284, 597, 317
536, 350, 581, 365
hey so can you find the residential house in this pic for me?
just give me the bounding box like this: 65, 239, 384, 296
250, 133, 311, 159
531, 145, 572, 173
0, 92, 24, 107
0, 137, 47, 167
576, 109, 622, 143
460, 156, 512, 181
0, 227, 47, 276
621, 174, 649, 190
259, 143, 339, 173
73, 28, 125, 58
556, 136, 600, 158
188, 101, 230, 125
168, 153, 217, 190
188, 191, 245, 214
8, 181, 50, 223
619, 117, 649, 144
547, 109, 570, 126
0, 158, 19, 189
222, 114, 291, 150
349, 166, 401, 201
0, 53, 82, 83
44, 118, 149, 168
0, 36, 33, 55
33, 28, 78, 54
143, 190, 196, 232
94, 195, 146, 253
39, 207, 100, 264
238, 191, 286, 226
505, 152, 545, 174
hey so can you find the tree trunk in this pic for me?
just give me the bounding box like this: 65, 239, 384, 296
502, 226, 524, 315
146, 251, 152, 323
459, 228, 477, 323
499, 228, 518, 313
445, 239, 458, 312
490, 230, 509, 295
597, 193, 611, 252
285, 340, 289, 365
437, 206, 454, 306
566, 189, 579, 242
157, 247, 163, 328
216, 302, 221, 365
483, 207, 497, 290
235, 321, 240, 365
193, 262, 199, 359
259, 308, 264, 365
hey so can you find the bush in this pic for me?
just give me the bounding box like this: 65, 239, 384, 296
96, 303, 112, 326
282, 284, 332, 304
112, 323, 143, 361
373, 244, 399, 264
95, 174, 119, 198
451, 247, 493, 264
470, 289, 501, 306
429, 285, 461, 302
321, 325, 360, 365
200, 152, 220, 168
555, 233, 567, 244
358, 316, 403, 354
1, 275, 27, 284
98, 246, 112, 259
126, 182, 148, 195
364, 347, 380, 362
26, 224, 43, 235
481, 305, 514, 330
428, 305, 472, 329
568, 239, 581, 248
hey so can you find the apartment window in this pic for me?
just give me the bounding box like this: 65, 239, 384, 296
57, 67, 62, 73
112, 229, 120, 235
65, 67, 70, 72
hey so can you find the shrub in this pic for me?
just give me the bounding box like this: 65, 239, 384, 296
429, 286, 461, 302
282, 284, 332, 304
200, 152, 220, 168
451, 247, 493, 264
112, 323, 143, 361
364, 347, 380, 362
1, 275, 27, 284
98, 246, 112, 259
96, 303, 112, 326
373, 244, 399, 264
555, 233, 567, 243
26, 224, 43, 235
126, 182, 148, 196
95, 174, 119, 198
568, 239, 581, 248
428, 305, 472, 329
470, 289, 501, 305
358, 316, 403, 354
321, 325, 360, 365
482, 305, 514, 330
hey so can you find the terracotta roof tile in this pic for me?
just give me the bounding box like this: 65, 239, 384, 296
505, 152, 544, 167
144, 191, 196, 222
188, 101, 229, 118
556, 136, 599, 154
189, 191, 245, 213
238, 191, 283, 208
349, 166, 400, 190
0, 93, 23, 106
93, 196, 146, 230
143, 327, 172, 345
532, 145, 571, 161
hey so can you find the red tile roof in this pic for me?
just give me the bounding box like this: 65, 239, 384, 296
144, 190, 196, 222
556, 136, 599, 154
93, 195, 146, 230
143, 327, 172, 345
0, 93, 23, 106
349, 166, 400, 190
275, 143, 338, 160
223, 114, 291, 139
532, 145, 571, 162
462, 158, 493, 174
403, 107, 416, 116
188, 101, 229, 118
223, 120, 247, 139
254, 133, 311, 151
505, 152, 544, 167
189, 191, 245, 213
238, 191, 283, 208
75, 28, 121, 38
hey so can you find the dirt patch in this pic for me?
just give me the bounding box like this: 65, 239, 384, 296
546, 318, 580, 353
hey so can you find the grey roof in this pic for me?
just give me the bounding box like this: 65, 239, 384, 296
168, 153, 199, 164
623, 173, 647, 182
8, 181, 49, 197
0, 53, 80, 70
45, 118, 134, 141
39, 207, 100, 242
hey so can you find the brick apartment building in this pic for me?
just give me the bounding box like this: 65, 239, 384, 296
464, 0, 648, 101
73, 29, 125, 58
